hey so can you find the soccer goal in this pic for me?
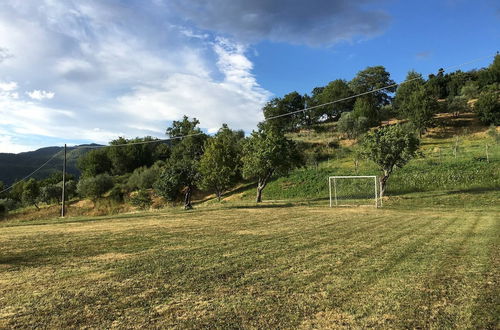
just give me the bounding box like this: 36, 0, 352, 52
328, 176, 381, 208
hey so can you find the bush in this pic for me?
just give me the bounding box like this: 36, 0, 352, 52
0, 202, 7, 218
337, 112, 370, 139
39, 184, 62, 204
129, 189, 152, 210
127, 163, 162, 190
109, 185, 125, 202
77, 174, 114, 201
474, 92, 500, 125
0, 198, 19, 211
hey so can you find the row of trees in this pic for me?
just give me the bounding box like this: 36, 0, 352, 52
264, 55, 500, 138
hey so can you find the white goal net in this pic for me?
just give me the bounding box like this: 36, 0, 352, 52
328, 176, 381, 208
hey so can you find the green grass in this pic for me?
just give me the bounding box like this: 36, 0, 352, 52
1, 117, 498, 327
0, 203, 498, 328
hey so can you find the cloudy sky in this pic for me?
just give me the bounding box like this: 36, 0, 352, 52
0, 0, 498, 153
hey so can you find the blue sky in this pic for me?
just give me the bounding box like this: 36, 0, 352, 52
0, 0, 498, 153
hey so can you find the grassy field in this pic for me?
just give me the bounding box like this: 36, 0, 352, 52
1, 202, 498, 328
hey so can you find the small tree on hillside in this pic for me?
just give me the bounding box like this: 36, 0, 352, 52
361, 124, 420, 197
22, 178, 40, 210
77, 174, 114, 202
352, 97, 379, 126
199, 124, 244, 201
242, 123, 303, 203
474, 91, 500, 125
155, 117, 207, 209
404, 85, 438, 136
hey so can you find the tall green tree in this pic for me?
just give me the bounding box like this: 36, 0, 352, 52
107, 136, 160, 175
351, 97, 379, 126
155, 117, 207, 209
426, 68, 448, 99
361, 124, 420, 197
394, 70, 425, 113
406, 85, 438, 136
242, 123, 303, 203
349, 66, 396, 108
199, 124, 244, 201
77, 149, 112, 178
317, 79, 355, 121
263, 92, 306, 132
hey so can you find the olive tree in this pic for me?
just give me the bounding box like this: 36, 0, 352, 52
242, 124, 302, 203
199, 124, 244, 201
361, 124, 420, 197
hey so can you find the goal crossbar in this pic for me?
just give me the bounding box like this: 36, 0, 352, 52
328, 175, 381, 208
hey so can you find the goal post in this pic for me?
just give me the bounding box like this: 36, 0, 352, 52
328, 176, 381, 208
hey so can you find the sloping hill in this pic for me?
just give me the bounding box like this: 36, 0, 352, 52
0, 144, 102, 185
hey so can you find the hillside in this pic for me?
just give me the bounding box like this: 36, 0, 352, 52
0, 144, 102, 185
219, 113, 500, 207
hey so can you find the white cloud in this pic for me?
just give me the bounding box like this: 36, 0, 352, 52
0, 81, 18, 92
0, 0, 272, 152
26, 90, 55, 100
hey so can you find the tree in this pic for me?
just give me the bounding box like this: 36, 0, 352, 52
394, 70, 425, 113
399, 85, 438, 136
317, 79, 355, 121
242, 124, 303, 203
349, 66, 396, 109
447, 96, 468, 118
337, 112, 369, 139
22, 178, 40, 210
155, 117, 207, 209
427, 68, 448, 99
474, 92, 500, 125
199, 124, 244, 201
107, 136, 161, 175
0, 180, 5, 199
127, 162, 164, 190
40, 184, 62, 205
351, 97, 379, 126
77, 174, 114, 201
460, 81, 479, 100
262, 92, 306, 132
77, 149, 112, 178
361, 124, 420, 197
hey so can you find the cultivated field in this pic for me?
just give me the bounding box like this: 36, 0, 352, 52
1, 202, 498, 328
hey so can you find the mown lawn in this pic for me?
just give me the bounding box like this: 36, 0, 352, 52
0, 203, 498, 328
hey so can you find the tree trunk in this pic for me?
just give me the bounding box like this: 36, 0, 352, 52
379, 169, 391, 198
216, 190, 222, 202
256, 171, 273, 203
184, 187, 193, 210
34, 203, 40, 211
256, 185, 264, 203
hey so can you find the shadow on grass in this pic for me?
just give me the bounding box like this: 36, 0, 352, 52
225, 203, 296, 210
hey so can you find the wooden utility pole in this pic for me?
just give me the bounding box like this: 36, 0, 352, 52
61, 144, 66, 217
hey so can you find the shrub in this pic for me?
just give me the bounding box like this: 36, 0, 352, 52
40, 184, 62, 204
0, 201, 7, 218
127, 163, 162, 190
77, 174, 114, 201
109, 185, 125, 202
474, 92, 500, 125
337, 112, 370, 139
129, 189, 152, 210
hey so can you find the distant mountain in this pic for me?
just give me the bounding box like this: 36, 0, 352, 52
0, 144, 103, 185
